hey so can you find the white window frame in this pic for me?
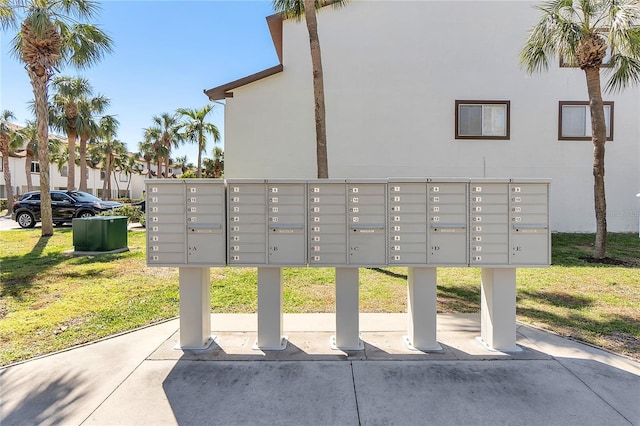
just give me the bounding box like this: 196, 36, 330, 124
558, 101, 614, 141
31, 161, 40, 173
455, 100, 510, 140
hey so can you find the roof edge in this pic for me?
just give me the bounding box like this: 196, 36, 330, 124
204, 13, 284, 101
204, 64, 284, 101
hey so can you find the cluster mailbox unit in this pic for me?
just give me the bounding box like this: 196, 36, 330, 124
146, 178, 550, 351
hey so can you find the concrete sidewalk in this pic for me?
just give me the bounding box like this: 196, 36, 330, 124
2, 313, 639, 425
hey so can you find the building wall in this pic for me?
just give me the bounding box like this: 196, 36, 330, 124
224, 0, 640, 232
0, 154, 146, 200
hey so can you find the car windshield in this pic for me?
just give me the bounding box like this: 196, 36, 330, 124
69, 191, 102, 202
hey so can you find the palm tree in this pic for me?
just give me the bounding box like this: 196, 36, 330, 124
143, 127, 165, 178
77, 94, 110, 191
272, 0, 349, 178
120, 154, 142, 198
213, 146, 224, 178
1, 0, 113, 236
0, 110, 22, 214
138, 138, 156, 178
520, 0, 640, 260
16, 120, 38, 192
94, 115, 123, 200
176, 105, 220, 178
50, 76, 93, 190
150, 113, 181, 178
174, 155, 189, 175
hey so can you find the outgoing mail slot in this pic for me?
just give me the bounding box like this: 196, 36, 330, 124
430, 223, 466, 233
188, 223, 223, 233
512, 224, 548, 234
350, 224, 385, 233
269, 224, 304, 233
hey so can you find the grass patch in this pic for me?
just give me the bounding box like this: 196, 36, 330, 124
0, 230, 638, 365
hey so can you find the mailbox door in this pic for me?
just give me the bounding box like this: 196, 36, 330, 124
388, 182, 427, 265
267, 182, 307, 265
469, 181, 509, 266
146, 181, 187, 266
509, 182, 550, 265
227, 181, 267, 265
427, 182, 468, 265
348, 182, 387, 266
186, 181, 226, 265
308, 181, 348, 266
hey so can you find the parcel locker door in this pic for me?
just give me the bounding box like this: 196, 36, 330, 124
388, 181, 427, 265
348, 181, 387, 266
509, 182, 550, 266
427, 182, 468, 265
227, 180, 268, 265
186, 180, 226, 265
267, 181, 307, 265
308, 180, 348, 266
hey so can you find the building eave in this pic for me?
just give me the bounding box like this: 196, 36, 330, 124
204, 13, 283, 101
204, 64, 284, 101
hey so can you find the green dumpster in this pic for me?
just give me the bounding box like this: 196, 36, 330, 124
73, 216, 128, 252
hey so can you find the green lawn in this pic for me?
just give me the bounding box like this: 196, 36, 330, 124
0, 229, 638, 365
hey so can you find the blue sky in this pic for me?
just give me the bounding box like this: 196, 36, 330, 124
0, 0, 279, 165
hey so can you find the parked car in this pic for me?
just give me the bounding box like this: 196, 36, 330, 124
11, 190, 123, 229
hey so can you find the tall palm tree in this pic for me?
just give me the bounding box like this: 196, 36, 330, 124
16, 120, 38, 192
272, 0, 349, 178
520, 0, 640, 260
173, 155, 189, 175
50, 76, 92, 190
213, 146, 224, 178
138, 138, 156, 178
143, 127, 165, 178
120, 154, 141, 198
77, 94, 110, 191
0, 110, 21, 214
94, 115, 123, 200
176, 105, 220, 178
150, 113, 181, 178
1, 0, 113, 236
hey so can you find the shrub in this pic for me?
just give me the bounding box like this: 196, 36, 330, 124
0, 198, 6, 211
99, 204, 144, 223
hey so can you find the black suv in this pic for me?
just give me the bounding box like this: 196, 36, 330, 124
11, 190, 123, 228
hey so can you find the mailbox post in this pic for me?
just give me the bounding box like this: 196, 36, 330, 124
145, 178, 550, 353
146, 179, 226, 350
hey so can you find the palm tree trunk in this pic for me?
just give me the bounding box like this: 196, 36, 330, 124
1, 142, 15, 215
584, 66, 607, 259
25, 151, 33, 192
304, 0, 329, 179
197, 133, 203, 179
67, 129, 77, 190
79, 135, 88, 191
29, 69, 54, 236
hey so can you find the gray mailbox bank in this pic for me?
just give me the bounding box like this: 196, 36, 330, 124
146, 178, 550, 351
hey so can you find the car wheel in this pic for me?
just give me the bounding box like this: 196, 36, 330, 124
16, 212, 36, 228
78, 211, 95, 219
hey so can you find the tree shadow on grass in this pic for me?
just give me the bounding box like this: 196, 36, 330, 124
0, 235, 121, 299
517, 305, 640, 358
519, 289, 595, 309
437, 284, 481, 313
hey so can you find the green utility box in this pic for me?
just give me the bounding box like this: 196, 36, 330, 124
73, 216, 128, 252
